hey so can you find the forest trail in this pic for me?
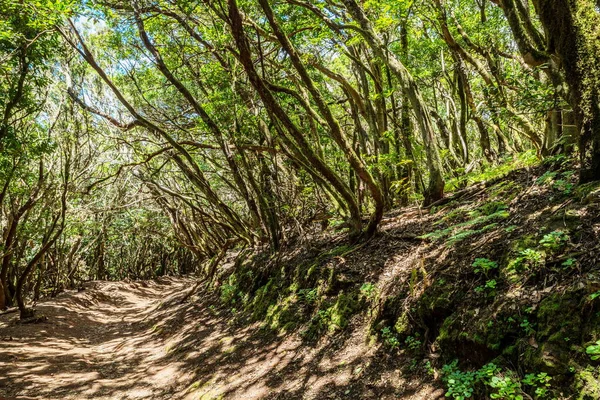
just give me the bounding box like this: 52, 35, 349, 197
0, 278, 196, 399
0, 277, 443, 400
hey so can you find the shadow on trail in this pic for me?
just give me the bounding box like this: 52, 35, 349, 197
0, 278, 190, 399
142, 284, 443, 400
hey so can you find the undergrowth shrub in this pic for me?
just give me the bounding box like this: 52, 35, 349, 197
441, 360, 554, 400
420, 202, 509, 246
381, 326, 400, 349
298, 288, 318, 304
445, 150, 538, 191
539, 230, 570, 253
586, 340, 600, 360
473, 258, 499, 276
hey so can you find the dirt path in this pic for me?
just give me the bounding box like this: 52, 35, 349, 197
0, 278, 442, 400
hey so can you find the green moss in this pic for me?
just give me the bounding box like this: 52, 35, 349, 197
250, 279, 278, 319
435, 207, 468, 226
510, 235, 538, 252
546, 209, 581, 231
436, 310, 515, 355
477, 201, 508, 216
537, 292, 582, 341
574, 366, 600, 400
302, 290, 364, 340
417, 287, 453, 315
264, 293, 298, 331
305, 263, 318, 281
328, 291, 361, 329
521, 291, 585, 375
394, 311, 410, 335
421, 208, 508, 245
444, 150, 538, 192
574, 181, 600, 202
323, 244, 355, 258
487, 181, 521, 201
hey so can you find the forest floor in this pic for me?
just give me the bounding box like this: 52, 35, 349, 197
0, 277, 442, 400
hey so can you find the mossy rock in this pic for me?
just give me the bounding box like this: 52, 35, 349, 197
574, 366, 600, 399
419, 282, 454, 311
537, 291, 583, 342
546, 209, 582, 231
370, 291, 409, 334
509, 234, 538, 253
328, 290, 362, 329
435, 308, 511, 365
522, 291, 586, 375
435, 310, 499, 365
582, 309, 600, 344
293, 259, 324, 288
302, 290, 364, 340
413, 282, 461, 351
523, 342, 573, 376
250, 279, 279, 319
264, 293, 299, 331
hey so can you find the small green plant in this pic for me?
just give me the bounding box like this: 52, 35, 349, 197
441, 361, 551, 400
489, 375, 523, 399
542, 153, 568, 166
536, 171, 557, 185
424, 360, 435, 376
586, 340, 600, 360
472, 258, 498, 276
553, 179, 574, 194
508, 248, 544, 272
475, 279, 497, 295
539, 230, 569, 253
561, 258, 576, 268
420, 208, 508, 245
476, 363, 501, 384
381, 326, 400, 349
220, 283, 237, 304
404, 333, 422, 351
521, 248, 544, 264
523, 372, 552, 397
441, 360, 476, 399
360, 282, 377, 300
298, 288, 318, 304
520, 318, 535, 336
590, 291, 600, 300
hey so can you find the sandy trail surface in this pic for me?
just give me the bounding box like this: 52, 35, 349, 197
0, 277, 442, 399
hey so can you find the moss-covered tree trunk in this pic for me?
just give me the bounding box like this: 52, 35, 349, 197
533, 0, 600, 181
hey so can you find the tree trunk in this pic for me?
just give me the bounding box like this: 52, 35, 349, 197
532, 0, 600, 181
